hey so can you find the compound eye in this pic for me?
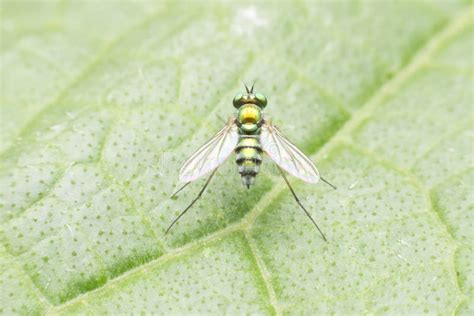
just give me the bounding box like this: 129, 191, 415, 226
233, 93, 243, 108
255, 93, 267, 108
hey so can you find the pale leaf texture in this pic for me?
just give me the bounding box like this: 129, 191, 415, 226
0, 1, 473, 315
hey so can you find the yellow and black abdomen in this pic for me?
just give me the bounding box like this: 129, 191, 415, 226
236, 104, 263, 188
236, 137, 262, 188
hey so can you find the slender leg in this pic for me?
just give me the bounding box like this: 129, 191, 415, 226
216, 114, 227, 124
320, 176, 337, 190
277, 166, 327, 242
166, 169, 217, 234
171, 182, 191, 198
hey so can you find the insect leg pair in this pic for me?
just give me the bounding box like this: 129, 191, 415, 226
166, 169, 217, 234
169, 166, 332, 241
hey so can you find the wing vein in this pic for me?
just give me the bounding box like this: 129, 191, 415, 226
261, 122, 319, 183
179, 120, 238, 182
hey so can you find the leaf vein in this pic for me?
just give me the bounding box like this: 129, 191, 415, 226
44, 5, 474, 311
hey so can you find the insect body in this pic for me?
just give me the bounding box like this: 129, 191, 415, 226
234, 92, 265, 188
168, 83, 336, 241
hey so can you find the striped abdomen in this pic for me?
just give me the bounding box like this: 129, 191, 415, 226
235, 136, 262, 188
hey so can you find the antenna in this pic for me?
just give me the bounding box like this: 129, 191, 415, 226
244, 82, 250, 93
250, 79, 257, 93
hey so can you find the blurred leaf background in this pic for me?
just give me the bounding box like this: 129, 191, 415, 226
0, 0, 473, 314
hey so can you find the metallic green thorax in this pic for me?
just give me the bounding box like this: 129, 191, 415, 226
234, 90, 267, 188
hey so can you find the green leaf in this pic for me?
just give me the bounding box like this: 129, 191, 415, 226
1, 1, 472, 314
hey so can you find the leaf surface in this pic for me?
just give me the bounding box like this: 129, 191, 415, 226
0, 1, 472, 314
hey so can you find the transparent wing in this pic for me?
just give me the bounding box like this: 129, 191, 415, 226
179, 119, 239, 183
260, 122, 320, 183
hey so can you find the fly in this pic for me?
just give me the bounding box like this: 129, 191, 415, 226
167, 83, 336, 241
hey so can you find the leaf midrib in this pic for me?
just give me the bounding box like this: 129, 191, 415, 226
45, 6, 473, 314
